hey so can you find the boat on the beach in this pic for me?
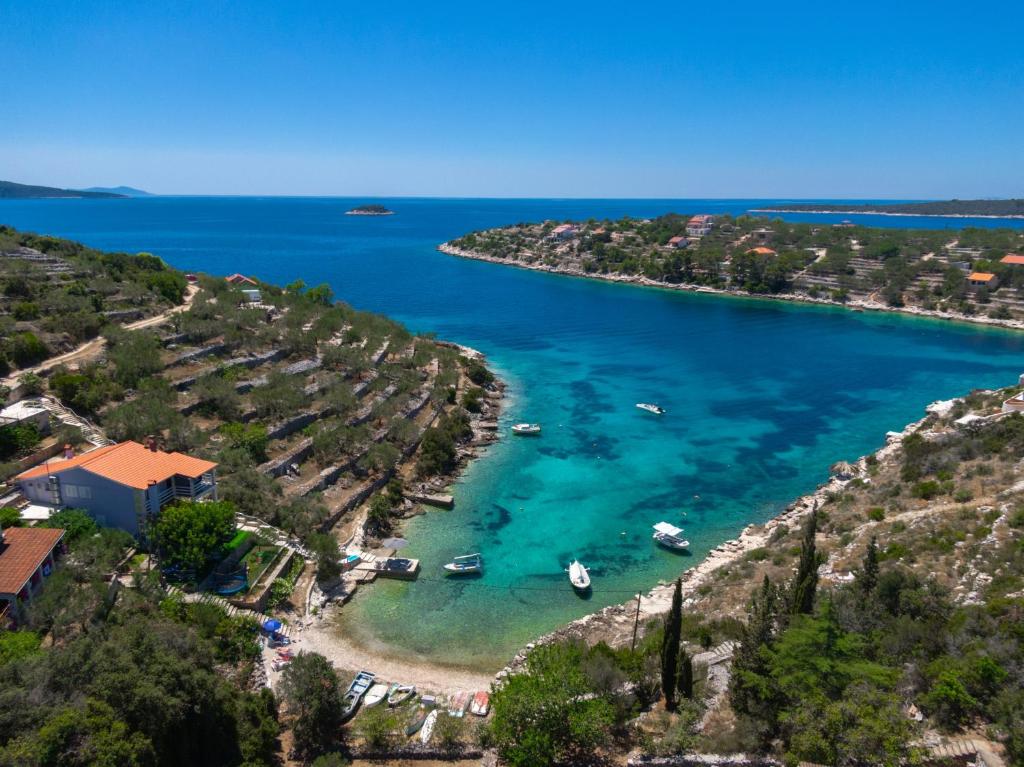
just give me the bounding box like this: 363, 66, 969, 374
512, 423, 542, 435
444, 553, 483, 574
652, 521, 690, 550
420, 709, 439, 744
567, 560, 591, 590
363, 682, 389, 708
636, 403, 666, 415
405, 705, 429, 736
341, 670, 376, 721
388, 683, 416, 707
448, 690, 470, 717
470, 690, 490, 716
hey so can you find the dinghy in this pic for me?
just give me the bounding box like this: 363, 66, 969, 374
567, 560, 591, 590
443, 553, 482, 575
340, 671, 375, 721
448, 690, 470, 717
652, 521, 690, 550
636, 403, 666, 415
388, 684, 416, 707
470, 690, 490, 716
420, 709, 439, 744
512, 423, 542, 435
363, 682, 389, 707
405, 705, 429, 736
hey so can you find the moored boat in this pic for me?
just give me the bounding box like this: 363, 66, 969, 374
636, 403, 666, 415
341, 670, 376, 721
652, 521, 690, 550
567, 559, 591, 590
470, 690, 490, 716
443, 552, 483, 574
388, 683, 416, 707
363, 682, 389, 707
512, 423, 541, 435
420, 709, 439, 744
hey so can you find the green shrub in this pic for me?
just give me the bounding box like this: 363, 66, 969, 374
867, 507, 885, 521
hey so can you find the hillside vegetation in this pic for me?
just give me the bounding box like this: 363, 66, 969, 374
0, 180, 124, 199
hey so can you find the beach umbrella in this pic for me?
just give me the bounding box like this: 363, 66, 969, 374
263, 619, 282, 633
381, 537, 409, 550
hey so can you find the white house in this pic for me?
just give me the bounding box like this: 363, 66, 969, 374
686, 215, 714, 237
0, 401, 50, 436
550, 224, 578, 240
15, 440, 218, 536
240, 288, 262, 303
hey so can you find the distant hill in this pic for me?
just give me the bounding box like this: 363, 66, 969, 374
0, 180, 125, 199
79, 185, 154, 197
753, 198, 1024, 218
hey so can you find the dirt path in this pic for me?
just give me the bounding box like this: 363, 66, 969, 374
3, 284, 198, 388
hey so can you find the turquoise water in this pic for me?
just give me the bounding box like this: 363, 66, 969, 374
3, 197, 1024, 670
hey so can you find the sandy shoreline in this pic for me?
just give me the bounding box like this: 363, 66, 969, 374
751, 208, 1024, 220
438, 243, 1024, 334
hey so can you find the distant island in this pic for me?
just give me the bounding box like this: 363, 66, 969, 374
0, 179, 126, 199
79, 185, 153, 197
345, 204, 394, 216
752, 198, 1024, 219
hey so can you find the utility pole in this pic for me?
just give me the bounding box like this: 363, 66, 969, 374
630, 592, 642, 651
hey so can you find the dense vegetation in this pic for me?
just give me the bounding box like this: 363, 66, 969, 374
449, 215, 1024, 318
0, 180, 125, 199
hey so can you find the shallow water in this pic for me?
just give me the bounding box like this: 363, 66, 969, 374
3, 196, 1023, 670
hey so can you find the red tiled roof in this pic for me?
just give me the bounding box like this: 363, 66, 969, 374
17, 441, 217, 490
749, 247, 777, 255
1000, 254, 1024, 265
0, 527, 64, 595
225, 273, 258, 286
969, 272, 995, 282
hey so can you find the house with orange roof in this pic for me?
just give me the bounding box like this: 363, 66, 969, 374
668, 235, 689, 249
15, 441, 218, 536
748, 246, 778, 256
225, 273, 258, 286
1000, 253, 1024, 266
0, 526, 65, 625
550, 223, 578, 241
686, 215, 714, 237
968, 272, 998, 289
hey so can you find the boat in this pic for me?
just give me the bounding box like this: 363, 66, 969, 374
419, 709, 439, 744
567, 560, 591, 590
470, 690, 490, 716
443, 553, 483, 575
652, 521, 690, 550
388, 683, 416, 707
448, 690, 470, 717
340, 671, 376, 721
405, 705, 429, 736
636, 403, 666, 415
363, 682, 389, 707
512, 423, 541, 435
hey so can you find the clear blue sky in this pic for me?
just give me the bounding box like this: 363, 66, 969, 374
2, 0, 1022, 198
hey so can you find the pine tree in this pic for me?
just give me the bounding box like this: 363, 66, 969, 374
677, 647, 694, 700
660, 578, 682, 711
857, 535, 879, 595
790, 505, 822, 615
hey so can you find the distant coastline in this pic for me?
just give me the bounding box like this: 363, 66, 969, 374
753, 207, 1024, 220
751, 197, 1024, 219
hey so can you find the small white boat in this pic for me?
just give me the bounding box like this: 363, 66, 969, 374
567, 560, 591, 590
420, 709, 439, 744
388, 683, 416, 707
653, 521, 690, 550
636, 403, 666, 415
512, 423, 542, 435
363, 682, 390, 707
444, 553, 482, 575
470, 690, 490, 716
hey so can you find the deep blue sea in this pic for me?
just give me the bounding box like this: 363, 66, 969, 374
4, 197, 1024, 669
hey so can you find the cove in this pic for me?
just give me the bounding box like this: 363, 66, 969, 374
3, 197, 1024, 670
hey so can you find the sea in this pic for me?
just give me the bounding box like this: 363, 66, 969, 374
3, 197, 1024, 670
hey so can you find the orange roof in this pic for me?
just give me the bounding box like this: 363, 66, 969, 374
225, 273, 258, 286
969, 272, 996, 282
0, 527, 64, 595
1000, 254, 1024, 265
17, 441, 217, 490
748, 247, 777, 255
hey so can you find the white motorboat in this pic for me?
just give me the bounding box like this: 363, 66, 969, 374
567, 560, 591, 590
652, 521, 690, 550
512, 423, 542, 435
420, 709, 439, 744
636, 403, 666, 415
443, 553, 482, 574
363, 682, 390, 707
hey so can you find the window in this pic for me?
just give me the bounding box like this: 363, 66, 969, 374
64, 485, 78, 499
78, 486, 92, 499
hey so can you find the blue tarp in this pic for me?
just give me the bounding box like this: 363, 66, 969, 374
263, 619, 282, 633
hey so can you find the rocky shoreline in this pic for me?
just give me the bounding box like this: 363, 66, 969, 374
438, 243, 1024, 333
494, 402, 933, 682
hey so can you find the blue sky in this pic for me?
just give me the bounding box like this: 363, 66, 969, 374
2, 0, 1022, 197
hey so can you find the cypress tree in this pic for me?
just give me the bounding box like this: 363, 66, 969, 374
790, 505, 822, 615
730, 575, 778, 715
857, 535, 879, 595
677, 647, 694, 700
660, 578, 682, 711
